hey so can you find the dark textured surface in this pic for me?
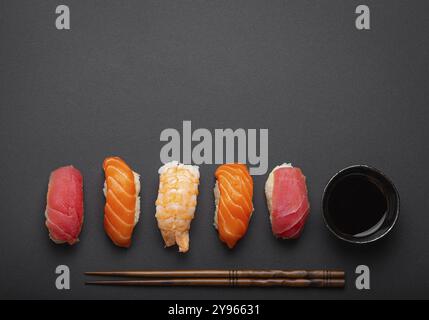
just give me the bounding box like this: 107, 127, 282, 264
0, 0, 428, 299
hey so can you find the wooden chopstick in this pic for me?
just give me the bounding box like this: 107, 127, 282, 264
85, 278, 345, 288
85, 269, 345, 280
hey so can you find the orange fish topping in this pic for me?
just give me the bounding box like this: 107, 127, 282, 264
215, 164, 254, 248
103, 157, 140, 248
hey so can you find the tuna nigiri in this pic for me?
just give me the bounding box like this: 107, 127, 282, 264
214, 163, 254, 249
45, 166, 84, 245
155, 161, 199, 253
103, 157, 140, 248
265, 163, 310, 239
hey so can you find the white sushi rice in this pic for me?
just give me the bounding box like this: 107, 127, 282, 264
265, 163, 293, 224
133, 172, 141, 225
213, 181, 220, 230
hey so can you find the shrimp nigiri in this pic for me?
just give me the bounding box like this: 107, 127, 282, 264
155, 161, 199, 253
103, 157, 140, 248
214, 163, 254, 249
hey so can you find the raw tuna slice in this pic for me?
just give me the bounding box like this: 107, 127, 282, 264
265, 163, 310, 239
45, 166, 84, 245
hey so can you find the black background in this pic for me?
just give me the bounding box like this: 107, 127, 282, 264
0, 0, 428, 299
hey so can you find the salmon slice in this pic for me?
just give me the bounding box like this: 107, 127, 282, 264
265, 163, 310, 239
103, 157, 140, 248
214, 164, 254, 249
45, 166, 84, 245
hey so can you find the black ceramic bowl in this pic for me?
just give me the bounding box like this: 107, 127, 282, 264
322, 165, 400, 244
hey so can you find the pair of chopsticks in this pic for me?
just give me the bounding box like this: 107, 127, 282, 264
85, 269, 345, 288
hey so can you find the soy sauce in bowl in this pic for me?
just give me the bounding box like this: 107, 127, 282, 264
322, 166, 399, 244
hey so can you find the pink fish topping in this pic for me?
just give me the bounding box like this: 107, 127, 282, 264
270, 166, 310, 239
45, 166, 84, 245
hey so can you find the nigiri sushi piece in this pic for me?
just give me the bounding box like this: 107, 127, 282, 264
265, 163, 310, 239
45, 166, 84, 245
155, 161, 199, 253
214, 163, 254, 249
103, 157, 140, 248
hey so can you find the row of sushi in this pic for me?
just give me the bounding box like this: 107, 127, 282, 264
45, 158, 310, 252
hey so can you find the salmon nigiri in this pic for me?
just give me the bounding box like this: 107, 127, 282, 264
103, 157, 140, 248
214, 163, 254, 249
45, 166, 84, 245
155, 161, 199, 253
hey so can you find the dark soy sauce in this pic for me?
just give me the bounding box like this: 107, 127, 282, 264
326, 174, 388, 237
